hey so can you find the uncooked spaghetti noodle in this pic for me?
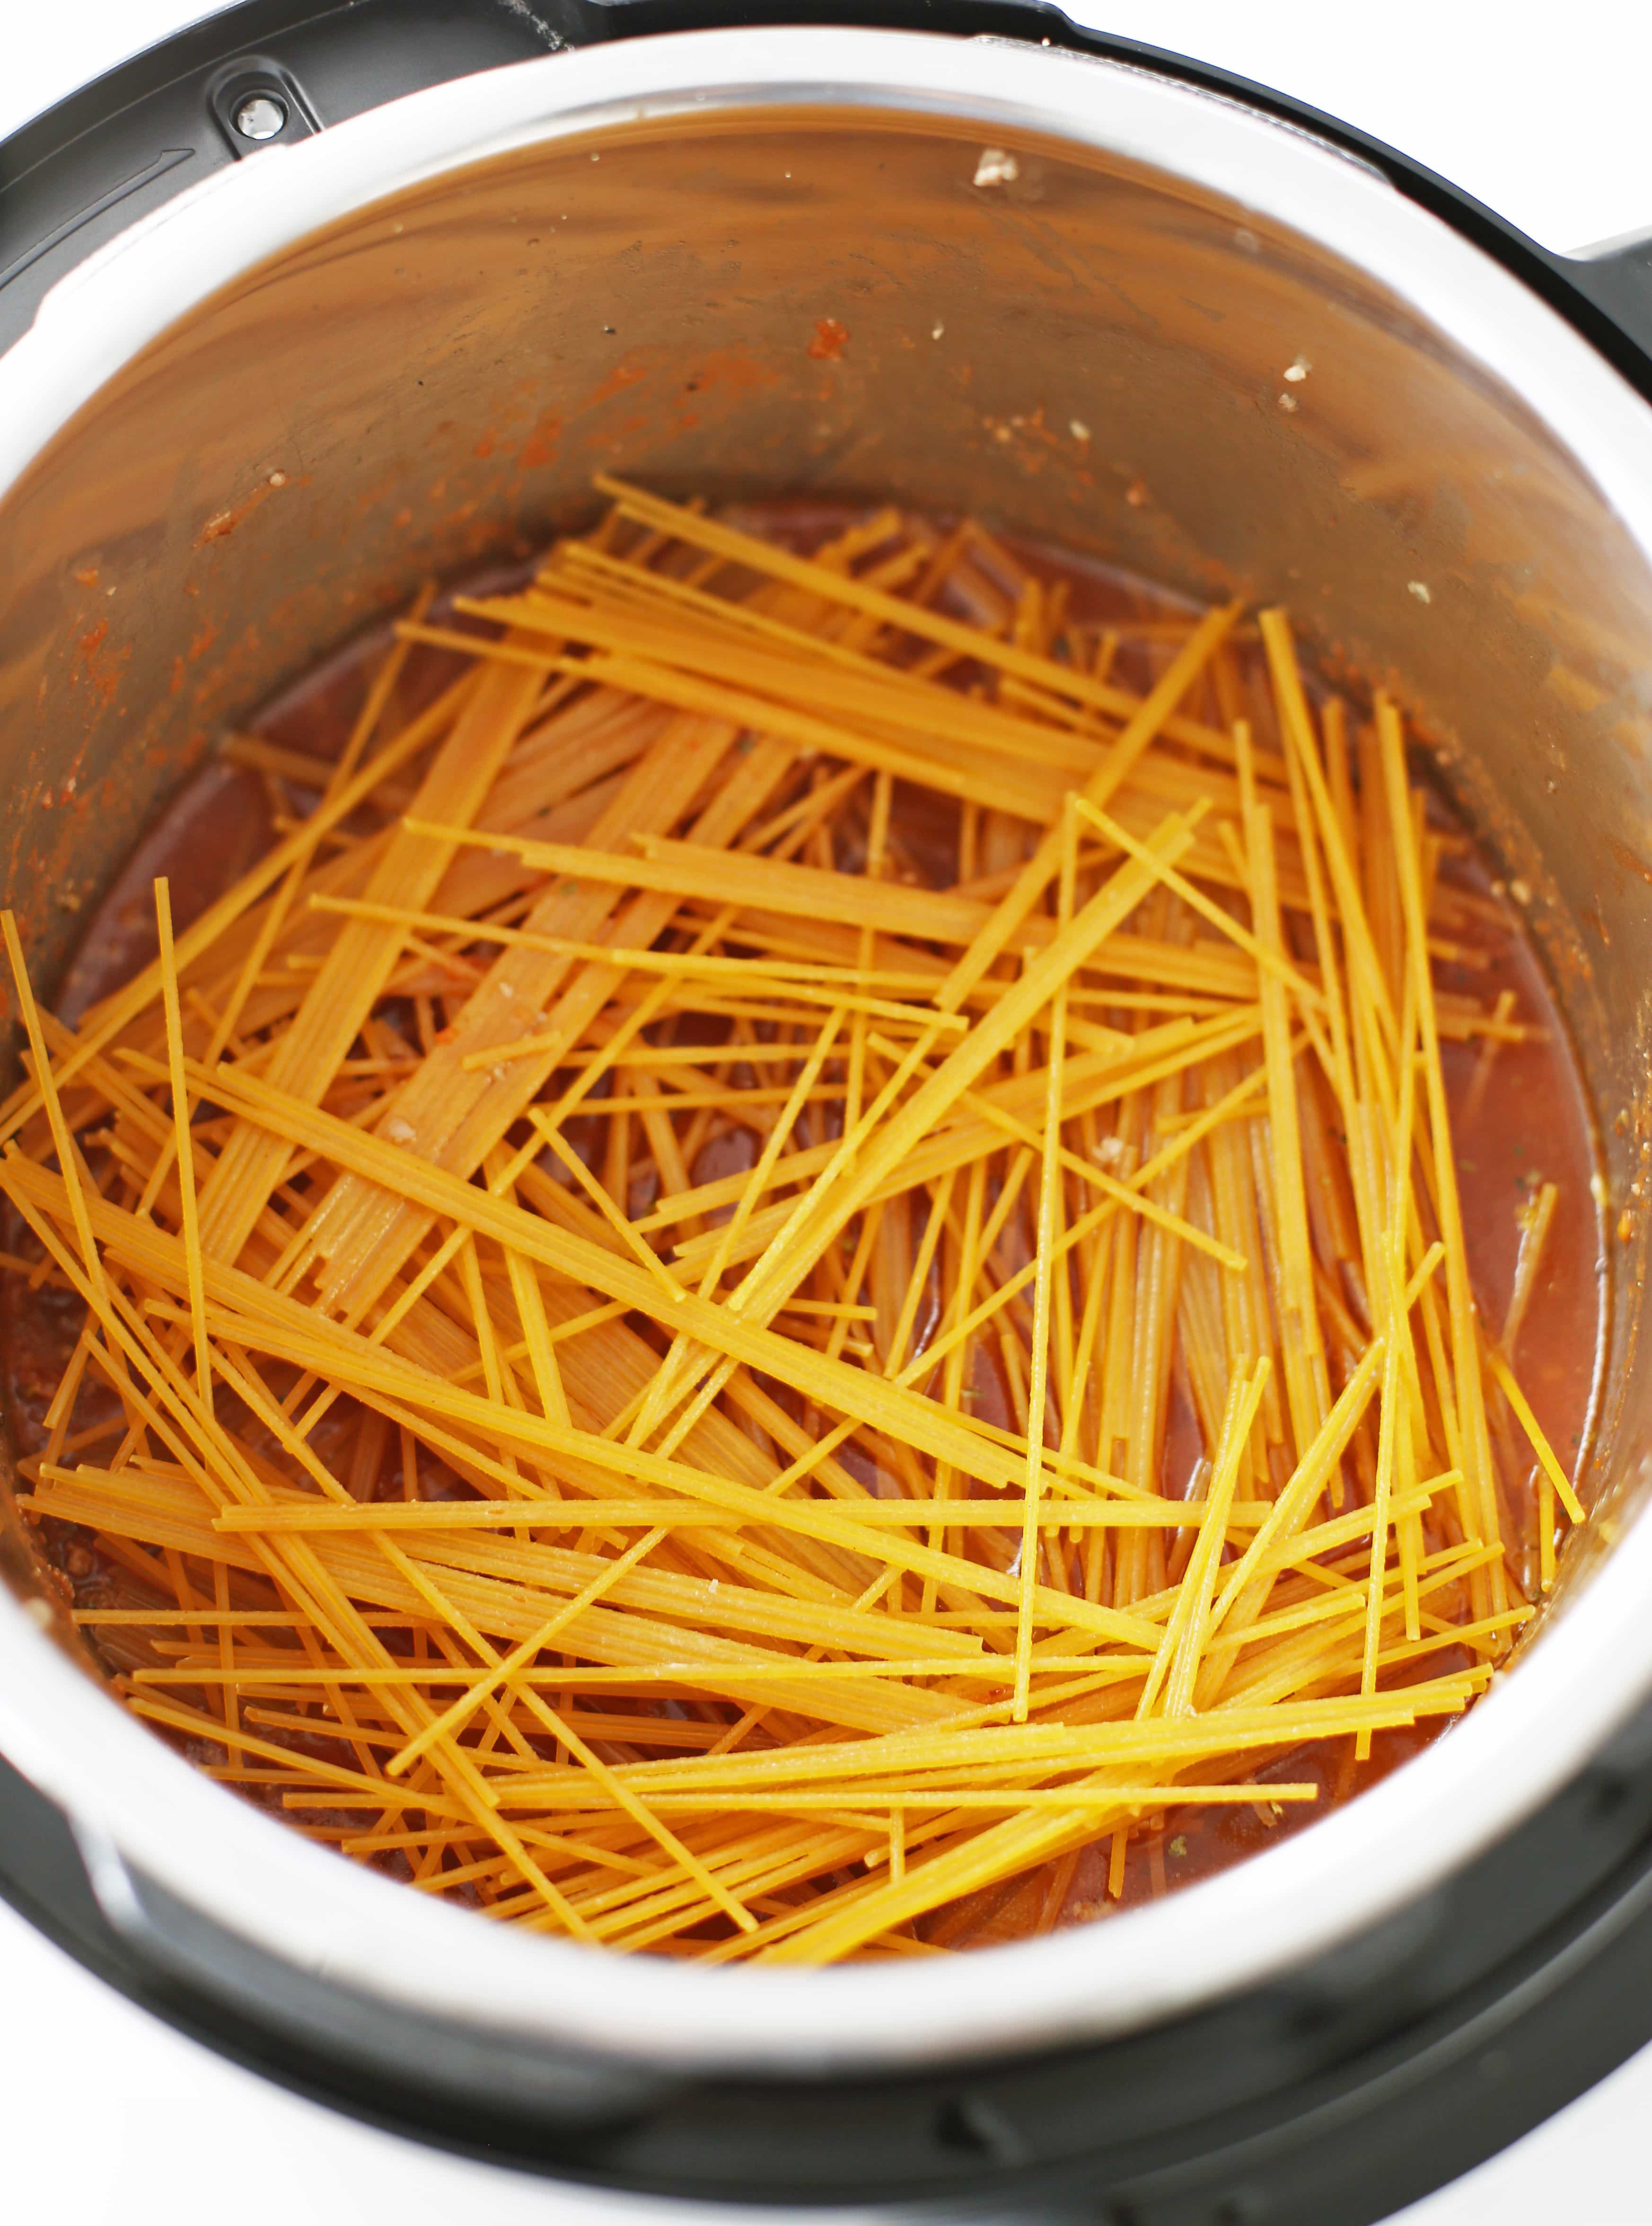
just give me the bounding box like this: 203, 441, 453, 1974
0, 484, 1589, 1961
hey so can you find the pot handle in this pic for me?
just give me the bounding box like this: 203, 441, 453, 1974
1562, 233, 1652, 371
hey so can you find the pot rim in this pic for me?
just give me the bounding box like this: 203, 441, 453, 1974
2, 25, 1651, 2076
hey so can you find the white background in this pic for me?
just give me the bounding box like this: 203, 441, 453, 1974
7, 4, 1652, 2222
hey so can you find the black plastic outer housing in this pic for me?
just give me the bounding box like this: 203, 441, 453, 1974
7, 6, 1652, 2223
9, 1706, 1652, 2225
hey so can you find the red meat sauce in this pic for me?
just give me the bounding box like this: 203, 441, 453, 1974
1, 507, 1605, 1945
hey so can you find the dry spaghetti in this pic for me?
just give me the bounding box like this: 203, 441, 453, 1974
0, 485, 1591, 1961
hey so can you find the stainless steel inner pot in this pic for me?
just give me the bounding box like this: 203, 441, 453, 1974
1, 26, 1651, 2080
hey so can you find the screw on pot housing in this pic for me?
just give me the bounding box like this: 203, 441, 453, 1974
209, 63, 317, 159
233, 93, 288, 142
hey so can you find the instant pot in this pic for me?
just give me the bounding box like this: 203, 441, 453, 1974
5, 3, 1652, 2217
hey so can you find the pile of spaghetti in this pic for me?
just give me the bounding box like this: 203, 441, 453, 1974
1, 480, 1581, 1963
